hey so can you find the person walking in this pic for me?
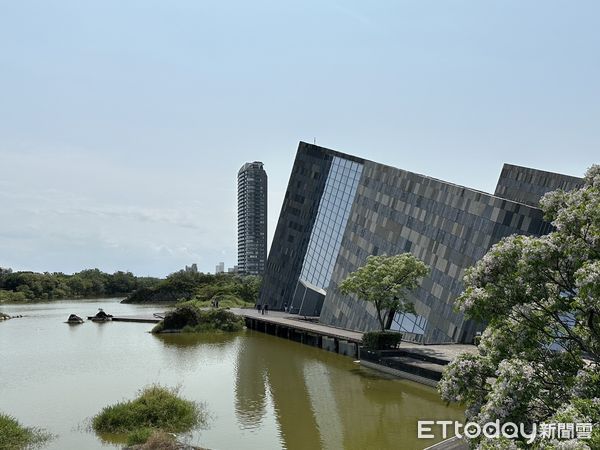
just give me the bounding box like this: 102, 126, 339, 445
264, 304, 269, 315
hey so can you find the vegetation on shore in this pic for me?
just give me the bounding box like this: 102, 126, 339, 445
0, 268, 160, 303
123, 270, 260, 307
92, 385, 206, 446
0, 412, 52, 449
152, 304, 245, 334
0, 266, 261, 308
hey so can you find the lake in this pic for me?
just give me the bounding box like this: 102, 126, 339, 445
0, 299, 463, 449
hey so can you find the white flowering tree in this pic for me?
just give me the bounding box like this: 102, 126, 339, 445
439, 165, 600, 449
338, 253, 429, 331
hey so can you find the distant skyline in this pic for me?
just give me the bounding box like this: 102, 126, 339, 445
1, 1, 598, 276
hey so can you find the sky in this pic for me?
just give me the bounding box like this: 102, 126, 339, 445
0, 0, 598, 276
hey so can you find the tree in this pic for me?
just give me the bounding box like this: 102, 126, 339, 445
338, 253, 429, 331
235, 275, 262, 303
438, 165, 600, 449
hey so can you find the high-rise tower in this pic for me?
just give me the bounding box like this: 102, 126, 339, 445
237, 161, 267, 275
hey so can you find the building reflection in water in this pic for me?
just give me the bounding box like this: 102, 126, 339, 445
235, 330, 462, 450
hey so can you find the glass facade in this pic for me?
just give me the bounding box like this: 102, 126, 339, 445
298, 157, 363, 290
389, 312, 428, 335
389, 311, 455, 344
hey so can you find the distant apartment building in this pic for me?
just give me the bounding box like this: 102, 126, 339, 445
237, 161, 267, 276
215, 262, 225, 274
259, 142, 583, 344
185, 263, 198, 273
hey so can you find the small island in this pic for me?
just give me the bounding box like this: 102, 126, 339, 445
151, 304, 245, 334
92, 385, 207, 448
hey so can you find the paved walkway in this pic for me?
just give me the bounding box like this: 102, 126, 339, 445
231, 308, 477, 361
394, 342, 477, 362
231, 308, 364, 343
387, 356, 446, 373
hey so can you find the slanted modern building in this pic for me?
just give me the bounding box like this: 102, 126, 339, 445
494, 163, 584, 207
237, 161, 268, 276
259, 142, 583, 344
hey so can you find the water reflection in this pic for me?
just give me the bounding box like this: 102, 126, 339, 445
235, 331, 322, 448
234, 330, 463, 450
153, 331, 239, 348
152, 331, 240, 369
233, 331, 268, 430
1, 301, 463, 450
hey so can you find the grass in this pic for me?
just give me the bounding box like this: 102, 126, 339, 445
186, 295, 254, 309
0, 413, 52, 449
126, 427, 154, 445
92, 385, 206, 445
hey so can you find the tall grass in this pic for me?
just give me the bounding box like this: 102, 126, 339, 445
0, 413, 52, 449
92, 385, 206, 442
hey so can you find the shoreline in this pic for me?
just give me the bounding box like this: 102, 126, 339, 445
0, 295, 130, 305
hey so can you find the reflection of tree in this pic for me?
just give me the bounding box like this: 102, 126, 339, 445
152, 332, 239, 368
153, 331, 238, 349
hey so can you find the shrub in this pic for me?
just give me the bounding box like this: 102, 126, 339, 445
162, 305, 202, 330
361, 331, 403, 350
202, 308, 245, 332
92, 385, 206, 436
0, 412, 52, 449
153, 305, 245, 333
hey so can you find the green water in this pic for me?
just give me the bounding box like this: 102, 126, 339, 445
0, 299, 463, 449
